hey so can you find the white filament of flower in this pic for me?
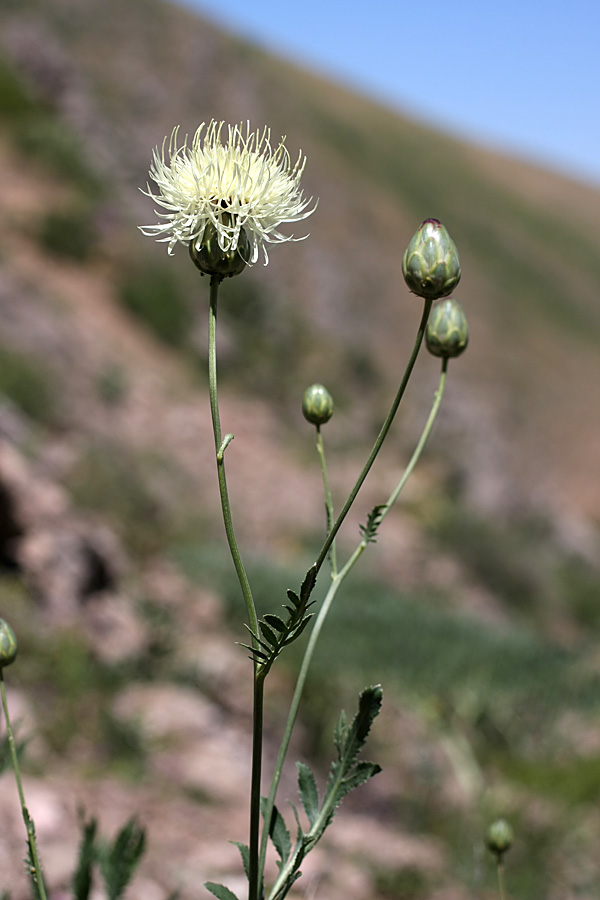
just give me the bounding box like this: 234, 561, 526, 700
140, 120, 316, 265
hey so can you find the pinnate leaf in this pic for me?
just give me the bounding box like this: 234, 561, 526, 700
297, 763, 319, 827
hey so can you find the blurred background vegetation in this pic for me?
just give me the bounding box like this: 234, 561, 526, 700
0, 0, 600, 897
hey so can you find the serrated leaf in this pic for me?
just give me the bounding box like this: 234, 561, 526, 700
263, 614, 287, 633
333, 710, 347, 755
339, 762, 382, 799
237, 642, 268, 660
258, 621, 279, 648
289, 802, 305, 841
339, 685, 382, 768
359, 504, 387, 544
286, 589, 300, 608
205, 882, 239, 900
269, 805, 291, 866
230, 842, 249, 880
299, 565, 317, 603
297, 763, 319, 827
283, 615, 313, 645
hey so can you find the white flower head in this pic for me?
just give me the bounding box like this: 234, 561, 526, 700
140, 120, 316, 266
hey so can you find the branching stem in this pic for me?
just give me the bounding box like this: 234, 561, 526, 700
258, 353, 448, 890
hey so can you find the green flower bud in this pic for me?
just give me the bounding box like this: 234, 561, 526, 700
486, 819, 514, 860
402, 219, 461, 300
426, 298, 469, 358
302, 384, 334, 426
0, 618, 18, 668
189, 220, 250, 279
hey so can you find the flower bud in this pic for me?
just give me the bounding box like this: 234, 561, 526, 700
486, 819, 513, 860
402, 219, 461, 300
302, 384, 334, 426
426, 298, 469, 358
0, 618, 18, 668
189, 221, 250, 279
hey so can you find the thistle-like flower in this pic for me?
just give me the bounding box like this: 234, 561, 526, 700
140, 120, 315, 267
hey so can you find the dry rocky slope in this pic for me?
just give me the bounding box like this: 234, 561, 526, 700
0, 0, 599, 898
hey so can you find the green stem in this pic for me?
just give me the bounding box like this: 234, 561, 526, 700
0, 670, 48, 900
314, 297, 433, 575
208, 276, 258, 641
258, 355, 447, 893
207, 276, 263, 900
315, 426, 337, 578
497, 860, 507, 900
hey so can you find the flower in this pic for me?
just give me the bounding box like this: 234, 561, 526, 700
140, 120, 315, 266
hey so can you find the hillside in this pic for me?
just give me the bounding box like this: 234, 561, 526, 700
0, 0, 600, 898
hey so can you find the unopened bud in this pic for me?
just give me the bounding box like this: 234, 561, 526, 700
189, 221, 250, 279
402, 219, 461, 300
302, 384, 334, 426
0, 618, 18, 668
426, 298, 469, 359
486, 819, 513, 860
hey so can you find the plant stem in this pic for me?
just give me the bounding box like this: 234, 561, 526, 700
258, 355, 447, 892
0, 670, 48, 900
208, 276, 258, 641
207, 276, 263, 900
315, 425, 337, 578
249, 673, 265, 900
497, 860, 507, 900
314, 297, 433, 576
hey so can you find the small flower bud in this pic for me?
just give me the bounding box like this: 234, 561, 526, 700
426, 298, 469, 358
189, 221, 250, 279
0, 618, 18, 668
302, 384, 334, 426
486, 819, 514, 860
402, 219, 461, 300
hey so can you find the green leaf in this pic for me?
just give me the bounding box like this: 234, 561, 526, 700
338, 761, 382, 801
98, 817, 146, 900
205, 882, 239, 900
333, 710, 347, 755
297, 763, 319, 827
71, 815, 98, 900
299, 565, 317, 603
338, 685, 382, 770
258, 621, 279, 648
263, 614, 287, 633
269, 805, 291, 866
359, 504, 387, 544
286, 589, 300, 608
231, 842, 249, 881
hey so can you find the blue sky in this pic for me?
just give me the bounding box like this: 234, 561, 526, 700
174, 0, 600, 187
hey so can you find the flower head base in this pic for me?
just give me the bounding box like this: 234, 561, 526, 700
140, 121, 315, 267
